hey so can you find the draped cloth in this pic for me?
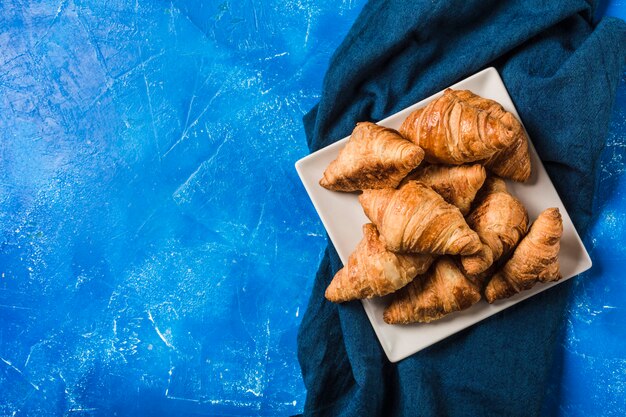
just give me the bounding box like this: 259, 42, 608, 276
297, 1, 626, 415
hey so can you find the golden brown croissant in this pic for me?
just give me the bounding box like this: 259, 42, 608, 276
325, 224, 434, 303
484, 137, 531, 182
400, 164, 486, 215
319, 122, 425, 192
359, 181, 482, 255
383, 257, 481, 324
460, 181, 529, 276
484, 208, 563, 303
448, 90, 531, 182
399, 89, 518, 165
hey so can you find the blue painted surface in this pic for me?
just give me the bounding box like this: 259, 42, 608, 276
542, 72, 626, 417
0, 1, 623, 416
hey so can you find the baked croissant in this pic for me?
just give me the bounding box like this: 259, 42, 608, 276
319, 122, 425, 192
461, 179, 529, 276
383, 257, 482, 324
399, 89, 518, 165
359, 181, 482, 255
484, 208, 563, 303
400, 164, 486, 215
325, 224, 434, 303
450, 90, 531, 182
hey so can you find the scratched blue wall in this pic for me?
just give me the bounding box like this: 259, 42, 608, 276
0, 1, 623, 416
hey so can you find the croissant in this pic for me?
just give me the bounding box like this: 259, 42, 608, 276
461, 180, 529, 276
325, 224, 434, 303
383, 257, 482, 324
359, 181, 482, 255
319, 122, 425, 192
400, 164, 486, 215
399, 89, 517, 165
484, 208, 563, 303
449, 90, 531, 182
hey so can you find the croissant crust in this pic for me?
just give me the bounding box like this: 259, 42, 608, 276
399, 89, 518, 165
320, 122, 425, 192
485, 208, 563, 303
461, 184, 529, 276
448, 90, 531, 182
359, 181, 482, 255
399, 89, 531, 182
400, 164, 486, 215
383, 257, 481, 324
325, 224, 434, 303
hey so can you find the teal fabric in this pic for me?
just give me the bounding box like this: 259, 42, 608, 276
298, 1, 626, 416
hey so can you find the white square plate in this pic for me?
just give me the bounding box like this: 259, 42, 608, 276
295, 67, 592, 362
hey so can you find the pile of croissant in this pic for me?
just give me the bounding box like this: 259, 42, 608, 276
320, 89, 563, 324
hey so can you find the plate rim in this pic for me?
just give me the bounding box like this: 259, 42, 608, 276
295, 66, 592, 362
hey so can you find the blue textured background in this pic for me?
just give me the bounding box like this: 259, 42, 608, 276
0, 1, 624, 416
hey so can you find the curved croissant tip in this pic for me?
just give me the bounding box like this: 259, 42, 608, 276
461, 259, 488, 277
539, 207, 562, 222
471, 164, 488, 185
324, 282, 339, 303
460, 238, 483, 256
355, 121, 374, 129
362, 222, 376, 234
383, 310, 394, 324
483, 280, 498, 304
324, 286, 332, 301
545, 207, 560, 216
408, 147, 426, 163
472, 163, 486, 173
